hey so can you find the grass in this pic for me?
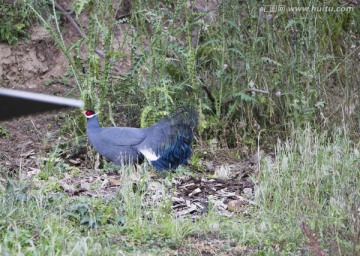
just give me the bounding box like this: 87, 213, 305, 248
252, 125, 360, 254
0, 168, 228, 254
0, 0, 49, 44
1, 125, 359, 254
1, 0, 359, 254
25, 0, 360, 145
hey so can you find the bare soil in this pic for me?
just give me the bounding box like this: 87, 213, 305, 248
0, 25, 75, 172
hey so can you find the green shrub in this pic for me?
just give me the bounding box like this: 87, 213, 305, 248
0, 1, 48, 44
28, 0, 359, 147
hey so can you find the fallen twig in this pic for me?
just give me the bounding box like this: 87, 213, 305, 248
54, 2, 106, 58
301, 220, 328, 256
246, 88, 269, 94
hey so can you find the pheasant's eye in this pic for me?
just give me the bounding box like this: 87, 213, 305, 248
85, 110, 95, 116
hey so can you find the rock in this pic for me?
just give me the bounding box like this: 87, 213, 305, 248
108, 178, 120, 186
214, 164, 231, 180
243, 187, 253, 197
69, 159, 81, 165
227, 199, 246, 213
204, 160, 214, 171
251, 150, 265, 164
188, 187, 201, 197
30, 26, 50, 41
80, 181, 90, 190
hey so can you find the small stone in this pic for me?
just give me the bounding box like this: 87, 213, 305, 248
227, 200, 244, 213
69, 159, 81, 165
243, 188, 253, 196
108, 178, 120, 186
188, 188, 201, 197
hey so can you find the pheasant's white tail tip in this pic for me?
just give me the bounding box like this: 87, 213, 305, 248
139, 148, 160, 161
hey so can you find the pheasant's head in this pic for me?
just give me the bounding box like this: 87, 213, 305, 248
84, 109, 97, 119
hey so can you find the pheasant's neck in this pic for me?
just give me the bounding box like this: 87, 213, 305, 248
86, 116, 101, 131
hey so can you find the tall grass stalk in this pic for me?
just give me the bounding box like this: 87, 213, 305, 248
254, 125, 359, 254
24, 0, 359, 145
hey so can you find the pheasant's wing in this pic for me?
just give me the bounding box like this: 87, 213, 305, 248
99, 127, 147, 146
94, 127, 147, 165
136, 108, 198, 170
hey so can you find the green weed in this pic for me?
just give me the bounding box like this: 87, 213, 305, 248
1, 0, 359, 254
0, 1, 49, 44
0, 125, 10, 139
25, 0, 359, 146
252, 125, 360, 254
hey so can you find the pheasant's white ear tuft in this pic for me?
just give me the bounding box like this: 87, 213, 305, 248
84, 109, 97, 118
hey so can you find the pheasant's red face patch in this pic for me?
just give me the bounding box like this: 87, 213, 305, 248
84, 109, 96, 117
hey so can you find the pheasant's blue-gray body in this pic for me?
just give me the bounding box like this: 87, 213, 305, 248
85, 108, 197, 171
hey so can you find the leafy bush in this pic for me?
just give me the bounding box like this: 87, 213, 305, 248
29, 0, 359, 147
0, 2, 30, 44
0, 1, 48, 44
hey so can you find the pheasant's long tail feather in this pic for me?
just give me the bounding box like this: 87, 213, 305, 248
141, 108, 198, 171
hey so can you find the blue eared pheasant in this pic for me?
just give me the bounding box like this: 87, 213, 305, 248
84, 108, 197, 171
